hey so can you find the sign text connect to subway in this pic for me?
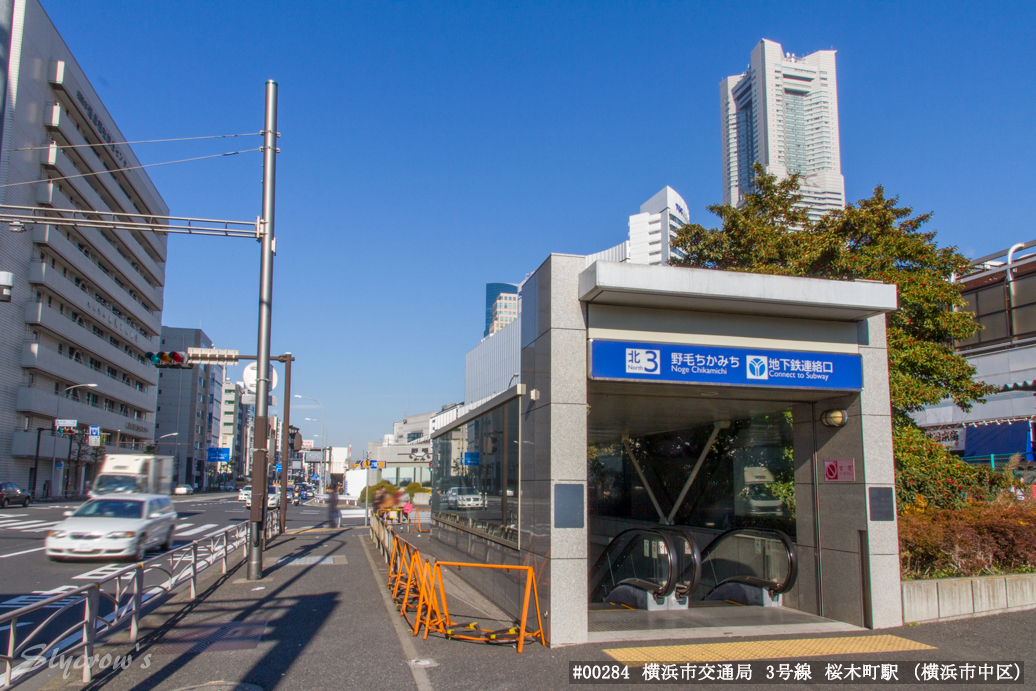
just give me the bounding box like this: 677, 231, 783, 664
590, 340, 863, 391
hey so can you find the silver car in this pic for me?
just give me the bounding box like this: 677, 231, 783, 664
46, 495, 178, 561
448, 487, 486, 509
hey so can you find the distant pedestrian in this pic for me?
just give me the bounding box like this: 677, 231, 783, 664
328, 487, 340, 528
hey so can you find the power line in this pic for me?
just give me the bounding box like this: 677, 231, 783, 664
12, 132, 262, 152
0, 148, 262, 189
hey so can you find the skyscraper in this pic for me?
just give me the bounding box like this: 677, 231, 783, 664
627, 186, 690, 265
721, 39, 844, 223
484, 283, 518, 336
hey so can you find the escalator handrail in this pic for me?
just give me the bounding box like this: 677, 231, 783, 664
655, 526, 702, 599
589, 528, 681, 600
699, 527, 798, 595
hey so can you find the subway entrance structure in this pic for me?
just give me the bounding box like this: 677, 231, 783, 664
427, 256, 899, 645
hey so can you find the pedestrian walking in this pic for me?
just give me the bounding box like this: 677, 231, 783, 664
328, 486, 340, 528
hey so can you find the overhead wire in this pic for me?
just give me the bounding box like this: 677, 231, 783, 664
0, 148, 263, 189
12, 132, 262, 152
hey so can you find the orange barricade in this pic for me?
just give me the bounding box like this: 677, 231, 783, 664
371, 515, 545, 653
418, 561, 545, 653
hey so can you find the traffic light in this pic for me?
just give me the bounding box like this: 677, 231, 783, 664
145, 351, 191, 368
289, 430, 303, 452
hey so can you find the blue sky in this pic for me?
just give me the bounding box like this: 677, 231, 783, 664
42, 0, 1036, 449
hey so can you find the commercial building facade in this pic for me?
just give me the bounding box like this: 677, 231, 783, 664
721, 38, 844, 223
913, 243, 1036, 463
0, 0, 169, 495
627, 186, 690, 266
427, 254, 900, 646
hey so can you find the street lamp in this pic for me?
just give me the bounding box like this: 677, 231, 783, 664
295, 395, 327, 490
49, 383, 97, 499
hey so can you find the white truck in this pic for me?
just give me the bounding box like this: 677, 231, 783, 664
91, 454, 174, 497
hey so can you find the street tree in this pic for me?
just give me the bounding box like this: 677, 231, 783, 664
671, 164, 1002, 507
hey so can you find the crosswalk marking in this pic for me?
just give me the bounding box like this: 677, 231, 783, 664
24, 522, 59, 532
0, 520, 50, 529
0, 515, 30, 522
175, 523, 218, 536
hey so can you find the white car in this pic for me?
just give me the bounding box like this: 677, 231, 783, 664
46, 495, 178, 562
238, 486, 252, 502
173, 485, 194, 495
245, 489, 280, 509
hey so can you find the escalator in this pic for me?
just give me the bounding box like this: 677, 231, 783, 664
589, 527, 796, 609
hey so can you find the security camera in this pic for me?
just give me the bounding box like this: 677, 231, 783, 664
0, 271, 12, 302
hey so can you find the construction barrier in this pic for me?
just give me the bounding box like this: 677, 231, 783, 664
372, 514, 545, 653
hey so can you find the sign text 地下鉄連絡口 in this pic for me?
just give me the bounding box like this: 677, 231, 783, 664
589, 340, 863, 391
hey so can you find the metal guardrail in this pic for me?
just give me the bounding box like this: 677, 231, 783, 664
960, 454, 1036, 472
1, 512, 280, 688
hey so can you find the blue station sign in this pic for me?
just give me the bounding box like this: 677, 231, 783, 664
589, 340, 863, 391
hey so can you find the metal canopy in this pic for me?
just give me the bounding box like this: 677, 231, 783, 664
579, 260, 899, 322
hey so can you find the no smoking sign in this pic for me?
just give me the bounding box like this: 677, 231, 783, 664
824, 458, 856, 482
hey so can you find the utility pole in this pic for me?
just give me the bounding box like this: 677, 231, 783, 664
248, 80, 278, 580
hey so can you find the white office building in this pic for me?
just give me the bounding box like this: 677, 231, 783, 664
0, 0, 169, 496
721, 38, 844, 223
627, 186, 690, 266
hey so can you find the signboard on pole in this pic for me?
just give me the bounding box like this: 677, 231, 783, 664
302, 439, 314, 449
55, 419, 77, 431
88, 426, 101, 447
207, 448, 230, 464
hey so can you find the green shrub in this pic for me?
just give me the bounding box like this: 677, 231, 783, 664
358, 480, 398, 503
894, 425, 1009, 510
899, 500, 1036, 579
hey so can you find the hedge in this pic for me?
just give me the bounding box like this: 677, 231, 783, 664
899, 500, 1036, 579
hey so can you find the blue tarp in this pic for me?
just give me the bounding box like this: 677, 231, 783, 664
963, 421, 1032, 459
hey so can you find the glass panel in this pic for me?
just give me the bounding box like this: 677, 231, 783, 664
1011, 275, 1036, 308
431, 398, 519, 546
1012, 303, 1036, 337
694, 530, 793, 600
976, 285, 1006, 316
978, 312, 1008, 342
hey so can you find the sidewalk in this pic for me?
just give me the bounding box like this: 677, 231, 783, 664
34, 524, 1036, 691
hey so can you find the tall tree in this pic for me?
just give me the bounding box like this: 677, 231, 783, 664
671, 165, 1000, 507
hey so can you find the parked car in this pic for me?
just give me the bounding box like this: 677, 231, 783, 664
0, 482, 31, 508
446, 486, 486, 510
45, 495, 178, 561
173, 485, 194, 495
238, 486, 252, 502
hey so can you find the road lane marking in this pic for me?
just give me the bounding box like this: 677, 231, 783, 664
73, 564, 126, 580
175, 523, 218, 536
0, 514, 29, 519
0, 546, 47, 559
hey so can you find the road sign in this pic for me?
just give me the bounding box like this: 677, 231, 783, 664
275, 463, 282, 472
88, 426, 101, 447
187, 347, 239, 365
207, 447, 230, 463
362, 460, 384, 469
302, 439, 314, 449
824, 458, 855, 482
242, 362, 278, 393
55, 419, 77, 430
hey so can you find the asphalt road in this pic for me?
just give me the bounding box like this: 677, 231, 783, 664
0, 492, 357, 609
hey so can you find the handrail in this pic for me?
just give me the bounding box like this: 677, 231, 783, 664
1, 512, 279, 688
699, 527, 798, 596
656, 526, 702, 599
588, 528, 681, 602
